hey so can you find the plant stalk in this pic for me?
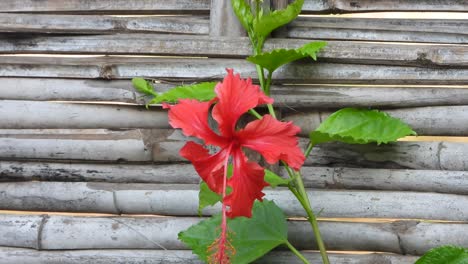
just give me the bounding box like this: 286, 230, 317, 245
285, 241, 312, 264
293, 171, 330, 264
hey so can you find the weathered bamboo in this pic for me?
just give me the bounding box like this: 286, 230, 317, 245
1, 56, 467, 84
0, 129, 466, 170
0, 14, 209, 34
298, 167, 468, 195
0, 1, 210, 14
285, 105, 468, 136
0, 129, 156, 162
1, 161, 466, 195
4, 101, 468, 134
3, 78, 468, 109
273, 85, 468, 109
0, 182, 467, 220
302, 0, 468, 13
1, 35, 467, 67
0, 100, 169, 129
0, 161, 199, 183
307, 140, 468, 171
0, 248, 418, 264
0, 213, 466, 255
209, 0, 244, 37
286, 17, 468, 44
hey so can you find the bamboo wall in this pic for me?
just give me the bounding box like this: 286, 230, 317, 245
0, 0, 467, 263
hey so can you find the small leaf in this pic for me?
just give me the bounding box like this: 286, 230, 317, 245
247, 41, 327, 72
231, 0, 254, 32
310, 108, 416, 146
179, 200, 289, 264
198, 181, 222, 216
415, 245, 468, 264
253, 0, 303, 40
149, 82, 217, 104
264, 169, 290, 188
132, 78, 157, 96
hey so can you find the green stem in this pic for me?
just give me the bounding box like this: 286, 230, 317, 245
294, 171, 330, 264
304, 142, 314, 158
255, 64, 265, 89
267, 104, 277, 119
285, 241, 311, 264
248, 109, 262, 119
264, 71, 273, 95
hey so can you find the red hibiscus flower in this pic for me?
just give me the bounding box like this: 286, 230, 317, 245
164, 69, 305, 218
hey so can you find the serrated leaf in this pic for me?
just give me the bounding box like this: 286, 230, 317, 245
149, 82, 217, 104
179, 200, 288, 264
416, 246, 468, 264
198, 181, 222, 216
253, 0, 303, 39
264, 169, 290, 188
232, 0, 254, 32
310, 108, 416, 147
132, 77, 157, 96
247, 41, 327, 72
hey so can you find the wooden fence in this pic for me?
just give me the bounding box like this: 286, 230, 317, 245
0, 0, 467, 263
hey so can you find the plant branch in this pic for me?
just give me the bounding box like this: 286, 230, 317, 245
285, 241, 312, 264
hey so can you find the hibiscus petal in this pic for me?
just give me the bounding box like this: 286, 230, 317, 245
180, 141, 229, 193
212, 69, 274, 137
237, 115, 305, 170
225, 148, 268, 218
164, 99, 227, 147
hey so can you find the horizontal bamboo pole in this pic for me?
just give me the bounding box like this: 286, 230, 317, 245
0, 213, 466, 255
0, 1, 210, 14
302, 0, 468, 13
0, 247, 419, 264
0, 129, 467, 170
286, 17, 468, 44
298, 167, 468, 195
0, 182, 467, 220
3, 78, 468, 109
0, 14, 208, 35
285, 105, 468, 136
1, 160, 466, 194
0, 100, 169, 129
1, 35, 467, 67
1, 56, 467, 85
3, 101, 468, 135
0, 161, 199, 183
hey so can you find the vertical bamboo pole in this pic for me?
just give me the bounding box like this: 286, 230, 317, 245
209, 0, 245, 37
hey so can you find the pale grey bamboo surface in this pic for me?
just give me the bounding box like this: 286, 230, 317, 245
3, 78, 468, 109
0, 100, 169, 129
0, 213, 466, 254
285, 105, 468, 136
1, 56, 467, 84
286, 17, 468, 43
1, 35, 467, 67
0, 1, 210, 13
0, 14, 209, 34
302, 0, 468, 13
4, 101, 468, 135
1, 161, 466, 195
0, 129, 466, 170
0, 248, 418, 264
0, 182, 467, 220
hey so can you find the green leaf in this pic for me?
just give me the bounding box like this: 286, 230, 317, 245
132, 78, 157, 96
416, 246, 468, 264
231, 0, 254, 32
310, 108, 417, 146
149, 82, 217, 104
247, 41, 327, 72
179, 200, 288, 264
264, 169, 290, 188
198, 181, 222, 216
253, 0, 304, 40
